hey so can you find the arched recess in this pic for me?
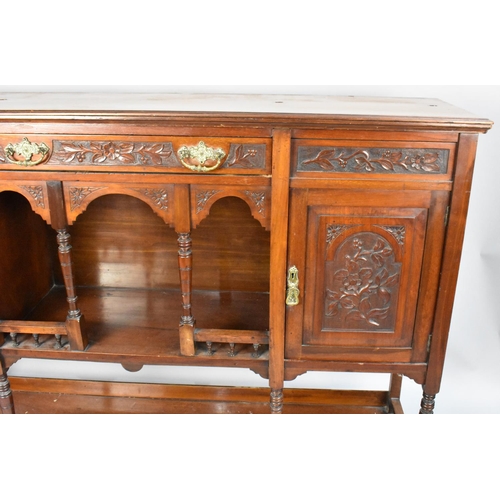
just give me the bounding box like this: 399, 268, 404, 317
63, 182, 175, 226
68, 193, 181, 291
0, 182, 51, 224
190, 184, 271, 230
0, 190, 56, 321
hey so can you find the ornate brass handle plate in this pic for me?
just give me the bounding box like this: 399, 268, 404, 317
286, 266, 300, 306
177, 141, 226, 172
5, 137, 50, 167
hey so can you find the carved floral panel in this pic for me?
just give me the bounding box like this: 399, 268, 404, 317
225, 144, 267, 170
297, 146, 449, 174
324, 232, 401, 331
49, 141, 178, 166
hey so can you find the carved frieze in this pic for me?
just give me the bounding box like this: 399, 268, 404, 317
298, 147, 449, 174
50, 141, 177, 166
48, 140, 267, 171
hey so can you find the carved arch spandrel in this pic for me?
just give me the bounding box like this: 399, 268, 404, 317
326, 224, 405, 262
190, 185, 271, 230
0, 182, 51, 224
63, 183, 175, 226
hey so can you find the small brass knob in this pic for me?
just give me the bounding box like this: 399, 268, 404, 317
177, 141, 226, 173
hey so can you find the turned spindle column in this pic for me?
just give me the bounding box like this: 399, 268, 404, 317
57, 228, 87, 351
47, 181, 87, 351
178, 232, 196, 356
419, 392, 436, 414
270, 389, 284, 414
0, 357, 14, 414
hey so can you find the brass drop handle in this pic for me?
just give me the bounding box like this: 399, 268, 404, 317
177, 141, 226, 173
286, 266, 300, 306
4, 137, 50, 167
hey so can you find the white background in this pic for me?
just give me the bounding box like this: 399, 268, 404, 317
2, 2, 499, 497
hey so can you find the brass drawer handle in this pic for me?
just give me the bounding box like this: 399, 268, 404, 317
5, 137, 50, 167
177, 141, 226, 172
286, 266, 300, 306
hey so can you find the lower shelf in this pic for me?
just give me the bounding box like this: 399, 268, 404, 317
1, 286, 269, 374
9, 377, 402, 414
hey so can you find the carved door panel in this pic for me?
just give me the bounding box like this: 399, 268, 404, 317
285, 188, 449, 363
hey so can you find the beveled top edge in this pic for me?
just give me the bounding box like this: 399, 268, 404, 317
0, 93, 493, 131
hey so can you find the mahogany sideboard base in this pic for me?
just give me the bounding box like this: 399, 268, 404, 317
0, 93, 492, 415
7, 374, 404, 414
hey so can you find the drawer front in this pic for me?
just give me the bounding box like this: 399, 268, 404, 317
293, 139, 455, 180
0, 136, 271, 175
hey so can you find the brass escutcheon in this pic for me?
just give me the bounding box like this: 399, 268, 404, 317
286, 266, 300, 306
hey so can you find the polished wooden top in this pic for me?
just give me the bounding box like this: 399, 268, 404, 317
0, 92, 493, 131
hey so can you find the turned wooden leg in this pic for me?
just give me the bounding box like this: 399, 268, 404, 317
178, 232, 195, 356
57, 229, 88, 351
419, 391, 436, 414
270, 389, 284, 414
0, 358, 14, 414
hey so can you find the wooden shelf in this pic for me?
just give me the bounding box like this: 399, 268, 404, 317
10, 377, 401, 414
1, 286, 269, 374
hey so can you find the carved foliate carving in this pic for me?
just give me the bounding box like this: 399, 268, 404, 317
49, 141, 267, 170
226, 144, 266, 169
69, 187, 103, 210
134, 188, 169, 210
378, 225, 406, 246
50, 141, 177, 166
298, 147, 449, 174
324, 233, 401, 330
196, 190, 222, 214
327, 224, 355, 245
244, 191, 266, 216
20, 185, 45, 208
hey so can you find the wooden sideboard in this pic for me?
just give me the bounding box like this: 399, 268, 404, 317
0, 93, 493, 414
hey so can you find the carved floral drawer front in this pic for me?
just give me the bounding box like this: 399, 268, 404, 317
0, 136, 271, 175
292, 140, 455, 178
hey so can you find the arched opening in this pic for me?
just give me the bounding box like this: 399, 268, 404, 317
0, 191, 58, 320
68, 194, 181, 338
191, 196, 270, 332
71, 194, 179, 290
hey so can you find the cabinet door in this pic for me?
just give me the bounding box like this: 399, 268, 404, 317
285, 188, 449, 363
